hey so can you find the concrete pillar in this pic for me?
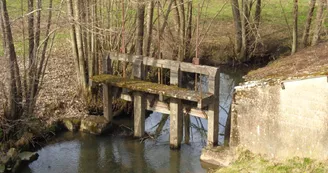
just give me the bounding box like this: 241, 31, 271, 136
102, 55, 113, 122
134, 91, 146, 137
207, 68, 220, 146
170, 98, 183, 149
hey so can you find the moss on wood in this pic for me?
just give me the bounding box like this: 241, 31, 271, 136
91, 74, 213, 102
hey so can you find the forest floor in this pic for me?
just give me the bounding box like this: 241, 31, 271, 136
245, 42, 328, 81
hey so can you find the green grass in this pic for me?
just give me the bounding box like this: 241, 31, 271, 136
216, 150, 328, 173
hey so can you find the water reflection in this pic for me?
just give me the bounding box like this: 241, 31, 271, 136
22, 72, 241, 173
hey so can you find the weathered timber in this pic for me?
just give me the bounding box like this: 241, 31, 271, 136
133, 57, 146, 137
184, 113, 190, 144
102, 55, 113, 121
97, 52, 220, 149
92, 74, 213, 103
180, 62, 219, 76
170, 98, 183, 149
207, 68, 220, 147
134, 91, 145, 137
117, 92, 208, 119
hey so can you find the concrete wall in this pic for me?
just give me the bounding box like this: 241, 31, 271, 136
230, 76, 328, 160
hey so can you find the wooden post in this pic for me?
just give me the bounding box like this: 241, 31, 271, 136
207, 68, 220, 146
169, 63, 182, 149
170, 98, 183, 149
102, 55, 113, 122
133, 57, 146, 137
184, 113, 190, 144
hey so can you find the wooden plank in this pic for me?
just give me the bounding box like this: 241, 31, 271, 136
143, 56, 176, 69
207, 68, 220, 147
134, 91, 146, 137
180, 62, 219, 76
102, 55, 113, 121
109, 52, 135, 63
92, 74, 213, 103
197, 95, 214, 108
103, 84, 113, 121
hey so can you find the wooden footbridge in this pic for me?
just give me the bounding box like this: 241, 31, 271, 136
92, 53, 220, 148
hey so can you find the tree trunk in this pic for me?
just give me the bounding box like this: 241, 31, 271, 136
231, 0, 242, 57
74, 0, 87, 90
254, 0, 261, 29
67, 0, 81, 83
302, 0, 316, 47
136, 1, 145, 56
177, 0, 185, 61
311, 0, 325, 46
291, 0, 298, 54
185, 1, 192, 59
143, 0, 154, 56
240, 0, 250, 60
0, 0, 22, 119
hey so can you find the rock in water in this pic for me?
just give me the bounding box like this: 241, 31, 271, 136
80, 116, 111, 135
0, 164, 5, 173
18, 152, 39, 163
200, 146, 235, 167
62, 118, 81, 132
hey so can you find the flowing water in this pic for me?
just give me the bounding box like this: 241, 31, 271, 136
22, 70, 243, 173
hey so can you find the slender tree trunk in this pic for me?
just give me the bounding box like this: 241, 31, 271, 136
291, 0, 298, 54
177, 0, 185, 61
185, 1, 192, 59
67, 0, 81, 83
231, 0, 242, 57
136, 1, 145, 55
0, 0, 22, 119
240, 0, 250, 60
254, 0, 261, 29
311, 0, 325, 46
143, 0, 154, 56
173, 0, 181, 58
302, 0, 316, 47
74, 0, 87, 90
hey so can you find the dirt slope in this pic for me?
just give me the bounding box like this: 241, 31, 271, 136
245, 42, 328, 81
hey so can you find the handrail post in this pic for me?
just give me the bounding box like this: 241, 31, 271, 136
102, 55, 113, 122
207, 68, 220, 146
169, 63, 183, 149
133, 56, 146, 137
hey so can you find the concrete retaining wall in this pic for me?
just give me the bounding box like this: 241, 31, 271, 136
230, 76, 328, 160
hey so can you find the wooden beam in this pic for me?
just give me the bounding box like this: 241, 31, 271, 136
170, 98, 183, 149
207, 68, 220, 147
102, 55, 113, 122
180, 62, 219, 76
92, 74, 213, 103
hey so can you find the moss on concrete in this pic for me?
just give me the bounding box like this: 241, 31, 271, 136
215, 150, 328, 173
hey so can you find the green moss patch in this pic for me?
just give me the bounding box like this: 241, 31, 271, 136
216, 150, 328, 173
91, 74, 213, 102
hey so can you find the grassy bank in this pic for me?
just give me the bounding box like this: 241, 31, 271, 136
215, 150, 328, 173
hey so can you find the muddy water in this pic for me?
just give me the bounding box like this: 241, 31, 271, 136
22, 72, 242, 173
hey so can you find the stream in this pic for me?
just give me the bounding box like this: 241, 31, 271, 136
22, 70, 243, 173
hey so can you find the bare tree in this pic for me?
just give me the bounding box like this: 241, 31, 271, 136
311, 0, 325, 46
291, 0, 298, 54
0, 0, 57, 119
302, 0, 316, 47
